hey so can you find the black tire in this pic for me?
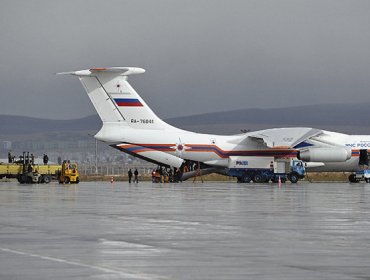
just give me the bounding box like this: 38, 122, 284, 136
365, 178, 370, 183
43, 175, 51, 184
289, 172, 299, 184
76, 177, 79, 184
22, 174, 30, 184
26, 176, 33, 184
56, 170, 61, 180
242, 174, 252, 183
348, 174, 357, 183
64, 177, 70, 184
261, 174, 269, 183
253, 173, 263, 183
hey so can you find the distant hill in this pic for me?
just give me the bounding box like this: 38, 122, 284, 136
1, 103, 368, 163
165, 102, 370, 134
0, 115, 101, 134
166, 102, 369, 127
0, 102, 368, 135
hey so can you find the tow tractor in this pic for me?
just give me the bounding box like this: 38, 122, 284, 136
57, 161, 79, 184
227, 156, 305, 183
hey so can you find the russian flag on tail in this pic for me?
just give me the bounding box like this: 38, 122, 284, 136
114, 98, 143, 107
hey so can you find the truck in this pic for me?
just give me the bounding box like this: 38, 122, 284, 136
0, 162, 60, 184
348, 169, 370, 183
348, 150, 370, 183
0, 152, 79, 184
227, 156, 305, 183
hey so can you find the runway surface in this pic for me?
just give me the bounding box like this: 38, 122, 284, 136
0, 181, 370, 279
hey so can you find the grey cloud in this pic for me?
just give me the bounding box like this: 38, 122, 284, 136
0, 0, 369, 119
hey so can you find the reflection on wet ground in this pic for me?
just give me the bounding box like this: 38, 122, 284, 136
0, 181, 370, 279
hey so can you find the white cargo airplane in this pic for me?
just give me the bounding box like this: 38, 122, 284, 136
59, 67, 370, 182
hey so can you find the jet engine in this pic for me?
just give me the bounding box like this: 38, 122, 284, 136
297, 148, 351, 162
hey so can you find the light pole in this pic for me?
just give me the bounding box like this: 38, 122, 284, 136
88, 134, 98, 175
95, 138, 98, 174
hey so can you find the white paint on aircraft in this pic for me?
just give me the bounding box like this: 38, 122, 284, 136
58, 67, 370, 173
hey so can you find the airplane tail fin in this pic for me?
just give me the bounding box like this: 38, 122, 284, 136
58, 67, 172, 130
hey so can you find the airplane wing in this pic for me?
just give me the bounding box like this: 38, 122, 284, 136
240, 128, 351, 163
245, 127, 323, 148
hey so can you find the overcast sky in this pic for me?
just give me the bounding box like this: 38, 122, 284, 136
0, 0, 369, 120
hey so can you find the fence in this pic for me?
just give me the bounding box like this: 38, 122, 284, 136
79, 163, 156, 176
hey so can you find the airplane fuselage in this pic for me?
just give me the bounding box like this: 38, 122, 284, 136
96, 124, 370, 172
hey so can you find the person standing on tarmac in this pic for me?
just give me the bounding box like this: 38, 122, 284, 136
134, 169, 139, 183
8, 151, 12, 163
159, 167, 164, 183
43, 154, 48, 165
128, 169, 133, 183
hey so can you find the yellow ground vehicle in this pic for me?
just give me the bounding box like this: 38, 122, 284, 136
1, 152, 79, 184
0, 163, 60, 184
57, 161, 79, 184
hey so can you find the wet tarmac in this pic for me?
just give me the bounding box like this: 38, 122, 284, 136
0, 181, 370, 280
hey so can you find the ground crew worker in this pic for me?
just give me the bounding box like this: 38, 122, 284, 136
8, 151, 12, 163
43, 154, 48, 165
134, 169, 139, 183
168, 168, 173, 182
128, 169, 133, 183
159, 167, 164, 183
151, 169, 156, 183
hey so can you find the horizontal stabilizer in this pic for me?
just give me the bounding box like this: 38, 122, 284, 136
57, 67, 145, 76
